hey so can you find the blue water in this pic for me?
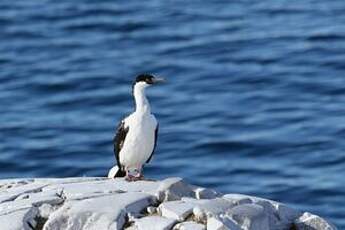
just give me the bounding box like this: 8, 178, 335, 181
1, 0, 345, 227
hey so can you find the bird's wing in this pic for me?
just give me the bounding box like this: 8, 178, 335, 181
146, 123, 159, 163
113, 119, 129, 169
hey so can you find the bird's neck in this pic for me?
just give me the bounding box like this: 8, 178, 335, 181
133, 84, 151, 114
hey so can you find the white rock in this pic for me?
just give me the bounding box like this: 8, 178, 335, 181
272, 201, 301, 227
295, 212, 338, 230
207, 217, 226, 230
43, 178, 159, 200
43, 192, 155, 230
223, 193, 301, 229
207, 216, 240, 230
157, 177, 195, 201
146, 206, 157, 215
184, 197, 235, 217
134, 216, 177, 230
195, 188, 219, 200
33, 177, 103, 185
0, 189, 63, 215
156, 190, 166, 202
0, 207, 38, 230
39, 203, 56, 219
158, 200, 194, 221
0, 181, 48, 203
227, 203, 269, 230
193, 206, 208, 223
174, 221, 206, 230
0, 178, 337, 230
222, 194, 252, 206
250, 199, 279, 229
0, 179, 34, 194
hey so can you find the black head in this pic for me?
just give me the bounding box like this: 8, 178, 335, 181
134, 74, 165, 85
135, 74, 155, 85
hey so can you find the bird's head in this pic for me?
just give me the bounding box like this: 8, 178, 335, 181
134, 74, 165, 88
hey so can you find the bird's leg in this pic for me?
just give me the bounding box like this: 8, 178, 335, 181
125, 167, 141, 182
125, 167, 134, 181
136, 165, 144, 180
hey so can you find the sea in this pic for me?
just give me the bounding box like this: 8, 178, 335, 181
0, 0, 344, 227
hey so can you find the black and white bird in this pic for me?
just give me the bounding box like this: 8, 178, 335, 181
108, 74, 165, 180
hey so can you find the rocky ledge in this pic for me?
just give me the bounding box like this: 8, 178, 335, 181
0, 177, 336, 230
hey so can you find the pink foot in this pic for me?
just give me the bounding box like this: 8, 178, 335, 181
125, 167, 143, 181
125, 174, 143, 182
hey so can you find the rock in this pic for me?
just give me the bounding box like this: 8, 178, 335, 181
43, 178, 159, 200
0, 177, 337, 230
43, 192, 155, 230
157, 177, 195, 201
294, 212, 338, 230
223, 193, 301, 229
0, 207, 38, 230
156, 190, 166, 203
0, 189, 63, 215
206, 216, 240, 230
193, 206, 208, 223
222, 194, 253, 206
183, 197, 235, 217
0, 181, 48, 203
227, 203, 269, 230
134, 216, 177, 230
39, 203, 56, 219
195, 188, 219, 200
174, 221, 206, 230
272, 201, 301, 227
158, 200, 194, 221
146, 206, 157, 215
207, 217, 227, 230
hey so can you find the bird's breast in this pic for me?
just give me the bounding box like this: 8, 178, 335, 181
119, 114, 156, 167
129, 115, 155, 135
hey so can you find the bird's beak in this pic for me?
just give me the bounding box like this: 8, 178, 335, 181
152, 77, 166, 84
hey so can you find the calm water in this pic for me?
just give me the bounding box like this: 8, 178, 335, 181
1, 0, 345, 227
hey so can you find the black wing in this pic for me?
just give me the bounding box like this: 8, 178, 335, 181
146, 123, 159, 163
113, 120, 129, 171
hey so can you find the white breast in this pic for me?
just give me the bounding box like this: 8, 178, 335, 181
119, 112, 157, 169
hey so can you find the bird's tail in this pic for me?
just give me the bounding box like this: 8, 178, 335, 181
107, 165, 126, 178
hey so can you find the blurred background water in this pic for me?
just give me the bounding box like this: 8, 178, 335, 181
0, 0, 344, 227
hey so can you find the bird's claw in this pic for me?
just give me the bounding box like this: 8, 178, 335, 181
125, 174, 143, 182
125, 167, 143, 181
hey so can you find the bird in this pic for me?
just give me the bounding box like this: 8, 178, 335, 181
108, 74, 165, 181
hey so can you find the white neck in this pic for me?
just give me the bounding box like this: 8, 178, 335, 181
133, 82, 151, 114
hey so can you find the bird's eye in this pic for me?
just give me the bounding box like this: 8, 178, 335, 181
146, 78, 153, 84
